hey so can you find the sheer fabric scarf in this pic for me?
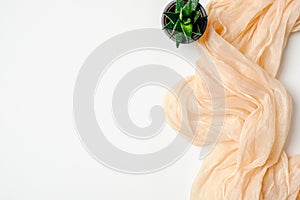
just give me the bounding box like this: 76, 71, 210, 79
163, 0, 300, 199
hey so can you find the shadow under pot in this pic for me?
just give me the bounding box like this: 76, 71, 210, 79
161, 0, 208, 45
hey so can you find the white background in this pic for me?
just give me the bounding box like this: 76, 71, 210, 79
0, 0, 299, 199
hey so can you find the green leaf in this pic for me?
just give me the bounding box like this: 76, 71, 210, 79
191, 0, 199, 11
163, 21, 175, 30
172, 19, 183, 33
181, 23, 193, 40
163, 12, 180, 24
181, 0, 192, 17
176, 0, 185, 13
175, 32, 185, 48
193, 11, 201, 23
183, 18, 191, 25
169, 19, 183, 38
192, 25, 202, 36
179, 8, 183, 20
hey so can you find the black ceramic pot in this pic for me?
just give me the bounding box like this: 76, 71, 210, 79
161, 0, 208, 44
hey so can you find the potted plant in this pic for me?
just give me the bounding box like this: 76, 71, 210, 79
162, 0, 208, 48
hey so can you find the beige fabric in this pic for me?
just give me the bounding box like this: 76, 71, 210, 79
163, 0, 300, 199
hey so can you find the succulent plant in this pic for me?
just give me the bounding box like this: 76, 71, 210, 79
163, 0, 207, 47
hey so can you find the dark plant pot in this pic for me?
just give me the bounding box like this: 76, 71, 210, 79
161, 0, 208, 44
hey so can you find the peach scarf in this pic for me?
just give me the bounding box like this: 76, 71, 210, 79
163, 0, 300, 199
